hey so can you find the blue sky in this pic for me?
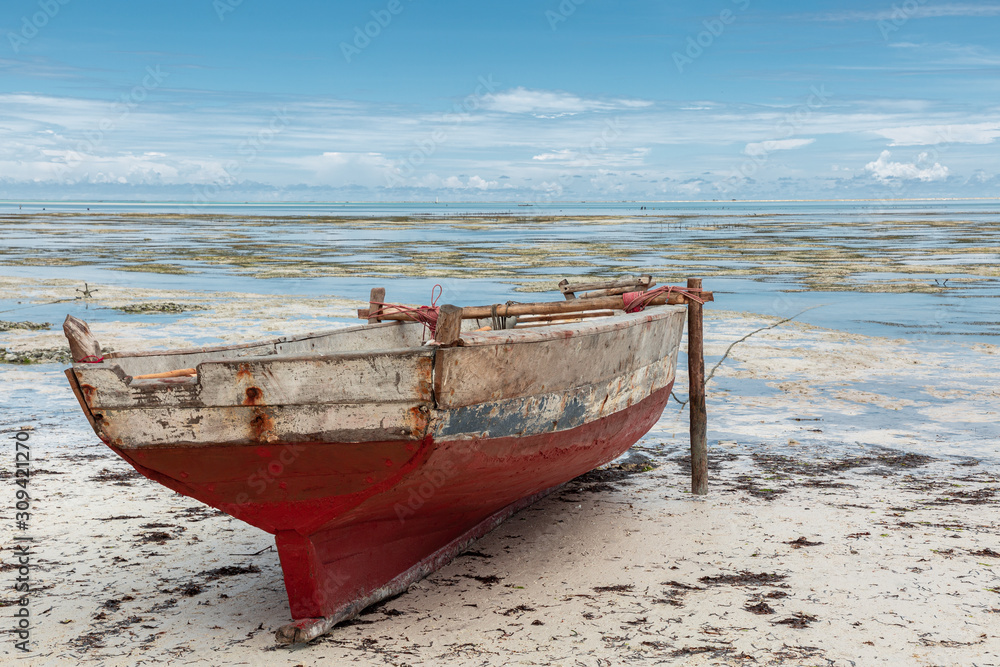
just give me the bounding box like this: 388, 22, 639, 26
2, 0, 999, 201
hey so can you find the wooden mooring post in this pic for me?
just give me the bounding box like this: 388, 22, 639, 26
687, 278, 708, 495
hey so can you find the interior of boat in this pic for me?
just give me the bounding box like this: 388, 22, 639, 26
103, 320, 435, 377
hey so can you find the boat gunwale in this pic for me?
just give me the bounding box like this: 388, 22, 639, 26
103, 319, 419, 360
88, 305, 685, 369
454, 305, 683, 348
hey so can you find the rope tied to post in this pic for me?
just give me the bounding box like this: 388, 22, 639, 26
367, 284, 443, 338
76, 355, 104, 363
621, 285, 706, 313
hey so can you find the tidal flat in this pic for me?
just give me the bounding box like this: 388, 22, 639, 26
2, 208, 999, 294
1, 202, 999, 340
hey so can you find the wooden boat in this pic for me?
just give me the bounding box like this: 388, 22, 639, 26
62, 277, 711, 643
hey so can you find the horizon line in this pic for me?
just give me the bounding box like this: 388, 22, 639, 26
2, 197, 999, 206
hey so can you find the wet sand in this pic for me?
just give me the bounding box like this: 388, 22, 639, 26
2, 282, 998, 666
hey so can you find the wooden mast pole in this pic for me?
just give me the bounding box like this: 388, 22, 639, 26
687, 278, 708, 495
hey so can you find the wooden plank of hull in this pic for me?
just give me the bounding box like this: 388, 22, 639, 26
75, 350, 435, 410
95, 402, 430, 448
105, 321, 428, 377
434, 307, 685, 408
434, 353, 676, 439
198, 352, 435, 408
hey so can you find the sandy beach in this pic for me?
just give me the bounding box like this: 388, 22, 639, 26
2, 278, 998, 666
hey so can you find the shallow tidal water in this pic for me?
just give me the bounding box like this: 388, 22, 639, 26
2, 199, 998, 341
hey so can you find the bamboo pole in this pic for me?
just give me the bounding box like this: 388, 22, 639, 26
687, 278, 708, 495
559, 275, 651, 294
357, 288, 712, 322
577, 283, 655, 299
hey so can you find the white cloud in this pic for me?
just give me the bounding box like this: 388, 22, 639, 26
0, 151, 189, 185
483, 87, 652, 115
284, 152, 397, 187
677, 179, 708, 196
4, 87, 996, 199
886, 41, 1000, 66
440, 175, 499, 190
809, 3, 1000, 21
530, 148, 649, 168
864, 150, 949, 183
873, 122, 1000, 146
743, 138, 815, 157
532, 149, 576, 161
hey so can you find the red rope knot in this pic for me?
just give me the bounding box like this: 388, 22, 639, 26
76, 355, 104, 363
405, 306, 440, 337
622, 285, 706, 313
368, 303, 440, 335
368, 284, 445, 338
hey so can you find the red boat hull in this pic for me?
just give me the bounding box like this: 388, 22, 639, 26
112, 382, 673, 618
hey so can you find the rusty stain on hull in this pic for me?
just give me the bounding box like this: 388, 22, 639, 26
80, 383, 97, 405
404, 405, 430, 437
250, 407, 279, 443
244, 386, 264, 406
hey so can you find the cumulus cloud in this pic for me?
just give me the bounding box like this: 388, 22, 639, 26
743, 138, 815, 157
441, 175, 498, 190
677, 179, 710, 196
285, 152, 397, 187
873, 122, 1000, 146
0, 151, 193, 185
483, 87, 652, 115
864, 150, 949, 183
